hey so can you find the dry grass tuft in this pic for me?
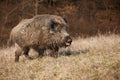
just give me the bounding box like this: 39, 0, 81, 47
0, 34, 120, 80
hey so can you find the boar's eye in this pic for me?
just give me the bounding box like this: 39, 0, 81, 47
63, 26, 66, 30
51, 21, 58, 29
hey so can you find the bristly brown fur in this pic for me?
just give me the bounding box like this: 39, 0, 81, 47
9, 14, 72, 62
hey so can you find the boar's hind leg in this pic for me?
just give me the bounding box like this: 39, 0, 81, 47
23, 47, 33, 60
15, 46, 23, 62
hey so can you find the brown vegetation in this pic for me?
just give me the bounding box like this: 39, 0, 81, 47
0, 0, 120, 46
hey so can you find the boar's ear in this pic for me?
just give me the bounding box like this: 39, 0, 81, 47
50, 20, 58, 29
63, 18, 67, 23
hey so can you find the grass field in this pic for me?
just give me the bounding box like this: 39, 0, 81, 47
0, 34, 120, 80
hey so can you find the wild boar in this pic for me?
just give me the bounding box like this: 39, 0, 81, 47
8, 14, 72, 62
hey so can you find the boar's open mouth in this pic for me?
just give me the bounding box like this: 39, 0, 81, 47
65, 41, 72, 47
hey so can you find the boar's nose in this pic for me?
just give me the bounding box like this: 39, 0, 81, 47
64, 36, 72, 47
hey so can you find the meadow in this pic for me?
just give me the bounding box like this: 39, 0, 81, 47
0, 34, 120, 80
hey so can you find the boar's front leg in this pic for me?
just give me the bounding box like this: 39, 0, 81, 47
50, 46, 59, 58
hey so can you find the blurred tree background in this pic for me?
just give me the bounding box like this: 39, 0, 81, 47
0, 0, 120, 45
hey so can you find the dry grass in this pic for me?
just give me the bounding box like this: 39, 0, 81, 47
0, 34, 120, 80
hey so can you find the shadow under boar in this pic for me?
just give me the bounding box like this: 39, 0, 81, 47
8, 14, 72, 62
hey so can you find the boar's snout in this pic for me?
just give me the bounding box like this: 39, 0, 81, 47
64, 36, 72, 47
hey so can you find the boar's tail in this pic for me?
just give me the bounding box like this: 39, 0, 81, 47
7, 37, 14, 47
